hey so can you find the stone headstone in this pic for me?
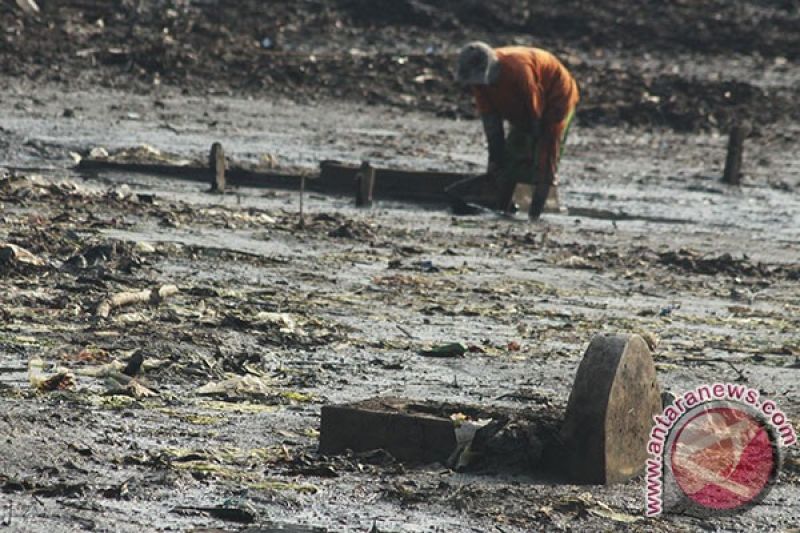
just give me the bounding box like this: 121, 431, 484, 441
560, 334, 662, 484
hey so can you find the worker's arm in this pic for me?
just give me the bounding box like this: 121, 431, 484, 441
481, 113, 505, 172
519, 60, 543, 143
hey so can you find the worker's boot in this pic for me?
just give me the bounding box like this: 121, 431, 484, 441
496, 175, 518, 215
530, 182, 566, 220
543, 185, 566, 214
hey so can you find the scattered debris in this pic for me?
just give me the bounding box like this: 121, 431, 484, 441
171, 504, 256, 524
419, 343, 466, 358
0, 243, 46, 268
196, 375, 273, 399
121, 351, 145, 377
104, 375, 158, 399
28, 358, 75, 392
549, 492, 643, 523
95, 284, 179, 319
14, 0, 40, 16
133, 241, 156, 255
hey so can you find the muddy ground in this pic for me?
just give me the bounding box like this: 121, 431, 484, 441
1, 1, 800, 532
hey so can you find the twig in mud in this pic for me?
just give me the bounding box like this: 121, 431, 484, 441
298, 175, 306, 228
725, 360, 747, 382
95, 284, 179, 319
395, 323, 415, 339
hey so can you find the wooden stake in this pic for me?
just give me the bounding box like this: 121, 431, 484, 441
298, 175, 305, 228
722, 122, 750, 185
355, 161, 375, 207
209, 142, 225, 192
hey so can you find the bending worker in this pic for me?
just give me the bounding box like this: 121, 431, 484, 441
456, 42, 579, 220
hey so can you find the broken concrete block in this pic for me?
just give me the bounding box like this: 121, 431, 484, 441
560, 334, 662, 484
319, 397, 560, 470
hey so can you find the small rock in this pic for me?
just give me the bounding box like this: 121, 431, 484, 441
89, 147, 109, 159
661, 390, 677, 408
134, 241, 156, 255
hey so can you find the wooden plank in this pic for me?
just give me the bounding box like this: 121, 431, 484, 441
78, 158, 475, 203
319, 397, 459, 464
77, 159, 311, 191
319, 160, 471, 201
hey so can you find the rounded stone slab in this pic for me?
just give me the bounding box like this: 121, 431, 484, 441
560, 334, 662, 484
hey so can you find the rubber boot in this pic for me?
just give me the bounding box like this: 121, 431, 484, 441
543, 185, 566, 214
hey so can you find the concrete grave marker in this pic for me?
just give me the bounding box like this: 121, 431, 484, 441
560, 334, 662, 484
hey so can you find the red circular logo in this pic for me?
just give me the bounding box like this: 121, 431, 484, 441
668, 405, 779, 513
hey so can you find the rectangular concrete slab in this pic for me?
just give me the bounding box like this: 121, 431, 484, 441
319, 397, 460, 464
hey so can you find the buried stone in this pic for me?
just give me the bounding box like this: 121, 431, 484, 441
318, 334, 661, 484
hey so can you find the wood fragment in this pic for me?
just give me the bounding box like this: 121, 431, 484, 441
79, 158, 472, 202
395, 323, 415, 339
38, 372, 75, 392
15, 0, 40, 15
95, 284, 179, 319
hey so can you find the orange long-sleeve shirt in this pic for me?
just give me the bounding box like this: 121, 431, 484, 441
473, 47, 579, 179
472, 47, 579, 131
